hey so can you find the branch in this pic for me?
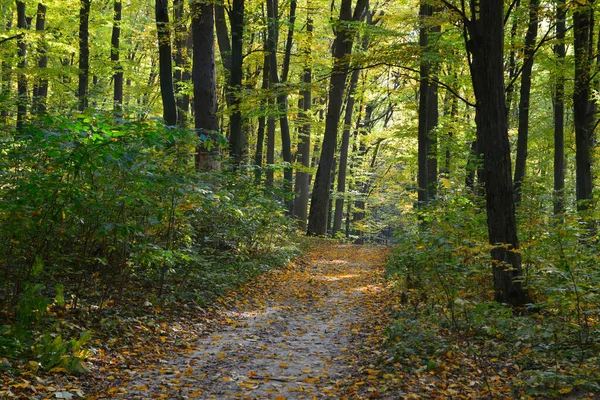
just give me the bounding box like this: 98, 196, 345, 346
504, 0, 520, 26
0, 33, 24, 45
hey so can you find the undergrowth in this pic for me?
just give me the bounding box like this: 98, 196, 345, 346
386, 187, 600, 398
0, 114, 297, 376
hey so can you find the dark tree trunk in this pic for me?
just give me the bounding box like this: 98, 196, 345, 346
254, 45, 270, 184
192, 0, 220, 169
156, 0, 177, 125
513, 0, 539, 204
215, 3, 232, 76
78, 0, 90, 112
266, 98, 276, 188
553, 0, 566, 215
462, 0, 529, 306
112, 0, 123, 117
33, 3, 48, 114
417, 3, 439, 204
333, 67, 360, 235
293, 11, 312, 230
307, 0, 367, 235
16, 0, 27, 129
173, 0, 190, 124
505, 0, 520, 120
266, 0, 293, 204
572, 2, 595, 215
229, 0, 245, 164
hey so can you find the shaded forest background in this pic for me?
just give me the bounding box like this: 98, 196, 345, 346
1, 0, 600, 397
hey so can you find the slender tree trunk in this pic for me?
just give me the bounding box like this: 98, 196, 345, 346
215, 3, 232, 77
333, 67, 360, 235
156, 0, 177, 125
78, 0, 90, 112
266, 0, 293, 203
173, 0, 190, 124
513, 0, 539, 204
505, 0, 520, 120
307, 0, 367, 235
553, 0, 566, 215
193, 0, 220, 169
266, 98, 276, 188
463, 0, 528, 305
572, 2, 595, 215
293, 10, 312, 230
254, 45, 270, 184
112, 0, 123, 117
16, 0, 27, 129
33, 3, 48, 114
229, 0, 245, 164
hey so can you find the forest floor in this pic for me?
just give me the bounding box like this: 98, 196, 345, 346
90, 243, 396, 399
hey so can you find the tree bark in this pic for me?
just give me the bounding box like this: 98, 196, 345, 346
254, 45, 270, 184
462, 0, 529, 305
173, 0, 190, 124
112, 0, 123, 117
16, 0, 27, 129
266, 0, 293, 205
293, 9, 312, 230
193, 0, 220, 170
572, 2, 595, 215
228, 0, 245, 164
553, 0, 566, 216
156, 0, 177, 125
333, 67, 360, 235
513, 0, 539, 204
307, 0, 368, 235
78, 0, 90, 112
33, 3, 48, 114
417, 3, 439, 204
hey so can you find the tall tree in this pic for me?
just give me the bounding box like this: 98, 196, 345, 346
307, 0, 368, 235
572, 1, 595, 216
15, 0, 27, 129
553, 0, 566, 215
112, 0, 123, 117
33, 3, 48, 113
417, 2, 439, 205
266, 0, 294, 202
445, 0, 529, 305
293, 8, 313, 230
156, 0, 177, 125
192, 0, 220, 169
229, 0, 245, 164
78, 0, 91, 111
513, 0, 540, 204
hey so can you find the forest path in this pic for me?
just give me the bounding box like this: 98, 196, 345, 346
107, 243, 394, 399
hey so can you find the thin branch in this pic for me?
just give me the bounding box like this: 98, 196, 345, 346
0, 33, 24, 45
504, 0, 520, 26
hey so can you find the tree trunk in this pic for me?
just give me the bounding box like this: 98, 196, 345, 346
464, 0, 528, 306
228, 0, 245, 164
78, 0, 90, 112
572, 2, 595, 215
333, 67, 360, 235
266, 98, 276, 188
192, 0, 220, 170
33, 3, 48, 114
156, 0, 177, 125
513, 0, 539, 204
173, 0, 190, 124
16, 0, 27, 129
553, 0, 566, 215
254, 45, 270, 184
307, 0, 367, 235
293, 10, 312, 230
112, 0, 123, 117
266, 0, 293, 205
417, 3, 438, 204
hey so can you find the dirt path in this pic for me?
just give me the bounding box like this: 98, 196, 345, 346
104, 244, 392, 399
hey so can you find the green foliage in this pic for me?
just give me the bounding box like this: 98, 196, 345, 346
387, 190, 600, 397
0, 114, 297, 374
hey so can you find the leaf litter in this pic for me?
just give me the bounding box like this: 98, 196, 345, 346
93, 243, 393, 399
